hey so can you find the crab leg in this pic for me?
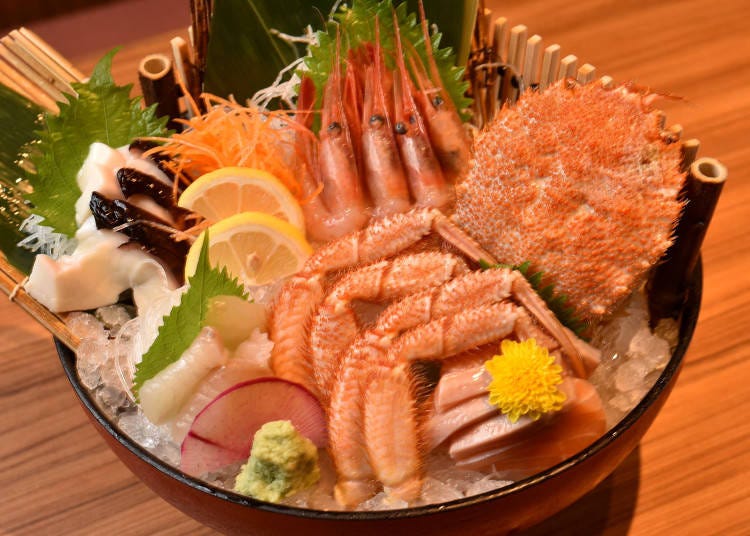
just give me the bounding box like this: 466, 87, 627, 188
309, 252, 467, 398
364, 363, 423, 502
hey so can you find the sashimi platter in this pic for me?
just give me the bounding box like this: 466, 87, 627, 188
0, 0, 727, 530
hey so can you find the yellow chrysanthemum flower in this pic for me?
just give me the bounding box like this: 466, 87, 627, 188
484, 338, 566, 423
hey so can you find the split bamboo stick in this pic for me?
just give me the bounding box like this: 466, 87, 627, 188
540, 44, 561, 89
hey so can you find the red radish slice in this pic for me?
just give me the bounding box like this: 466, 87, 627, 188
180, 377, 327, 477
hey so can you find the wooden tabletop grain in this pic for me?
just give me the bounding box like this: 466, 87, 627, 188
1, 0, 748, 534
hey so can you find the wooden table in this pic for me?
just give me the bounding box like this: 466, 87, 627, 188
1, 0, 748, 534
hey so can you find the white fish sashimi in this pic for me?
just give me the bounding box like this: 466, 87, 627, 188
140, 327, 229, 424
169, 330, 274, 442
25, 227, 175, 313
75, 142, 127, 225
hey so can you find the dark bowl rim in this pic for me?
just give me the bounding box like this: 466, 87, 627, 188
55, 261, 702, 521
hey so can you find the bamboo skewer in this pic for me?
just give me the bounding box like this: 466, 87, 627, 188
540, 44, 561, 89
576, 63, 596, 84
523, 35, 543, 88
17, 27, 85, 82
486, 16, 508, 117
0, 27, 85, 111
0, 255, 79, 351
558, 54, 578, 80
9, 30, 77, 94
1, 36, 70, 99
0, 55, 58, 110
0, 42, 66, 104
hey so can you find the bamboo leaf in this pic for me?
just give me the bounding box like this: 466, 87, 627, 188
0, 84, 41, 273
405, 0, 477, 65
204, 0, 336, 102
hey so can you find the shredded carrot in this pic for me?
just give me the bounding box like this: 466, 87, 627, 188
145, 94, 306, 199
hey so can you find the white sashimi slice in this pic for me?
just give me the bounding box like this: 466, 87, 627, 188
122, 153, 172, 185
180, 377, 327, 477
427, 394, 500, 450
25, 225, 175, 313
75, 142, 127, 225
452, 378, 606, 479
140, 327, 229, 424
205, 296, 268, 351
169, 330, 273, 442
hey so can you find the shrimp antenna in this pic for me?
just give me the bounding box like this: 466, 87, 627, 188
417, 0, 443, 87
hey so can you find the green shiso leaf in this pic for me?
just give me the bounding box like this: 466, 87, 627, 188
25, 49, 169, 238
133, 232, 248, 397
481, 260, 588, 338
205, 0, 337, 103
0, 85, 42, 273
303, 0, 472, 121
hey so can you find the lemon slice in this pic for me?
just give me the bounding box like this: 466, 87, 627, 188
185, 212, 312, 286
178, 167, 305, 230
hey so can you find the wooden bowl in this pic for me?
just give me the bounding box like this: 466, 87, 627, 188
55, 263, 701, 535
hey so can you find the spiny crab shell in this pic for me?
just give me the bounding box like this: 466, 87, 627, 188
453, 81, 686, 321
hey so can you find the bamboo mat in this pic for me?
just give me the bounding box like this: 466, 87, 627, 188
1, 0, 749, 534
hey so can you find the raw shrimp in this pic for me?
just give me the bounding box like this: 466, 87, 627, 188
391, 11, 451, 209
361, 18, 411, 215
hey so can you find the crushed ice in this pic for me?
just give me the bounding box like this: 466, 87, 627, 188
71, 285, 678, 510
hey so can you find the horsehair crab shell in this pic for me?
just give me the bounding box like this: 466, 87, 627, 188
268, 208, 596, 507
453, 81, 686, 321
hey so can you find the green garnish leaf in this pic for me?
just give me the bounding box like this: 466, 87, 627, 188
304, 0, 472, 121
205, 0, 336, 103
26, 49, 169, 237
133, 233, 248, 396
482, 260, 588, 338
0, 85, 42, 273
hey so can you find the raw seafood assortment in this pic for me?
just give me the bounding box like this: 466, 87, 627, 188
5, 0, 689, 513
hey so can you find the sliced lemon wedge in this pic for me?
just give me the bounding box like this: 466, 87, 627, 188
185, 212, 312, 286
178, 167, 305, 230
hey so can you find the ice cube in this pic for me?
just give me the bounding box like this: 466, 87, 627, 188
95, 304, 133, 335
358, 492, 408, 511
67, 312, 106, 341
465, 474, 513, 496
75, 338, 107, 389
609, 392, 633, 413
415, 477, 464, 505
430, 467, 486, 496
628, 327, 670, 370
614, 360, 648, 392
